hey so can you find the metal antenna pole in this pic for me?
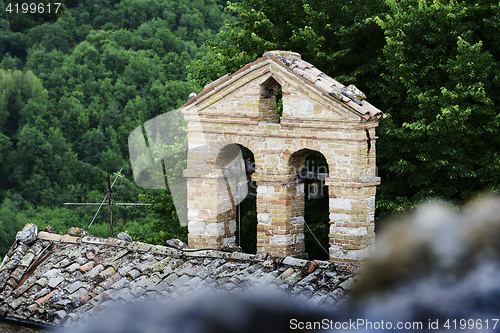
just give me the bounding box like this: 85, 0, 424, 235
108, 175, 113, 237
88, 168, 123, 229
62, 168, 152, 236
65, 203, 151, 206
88, 193, 108, 228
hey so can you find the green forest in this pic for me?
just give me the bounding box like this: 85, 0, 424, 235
0, 0, 232, 257
1, 0, 500, 260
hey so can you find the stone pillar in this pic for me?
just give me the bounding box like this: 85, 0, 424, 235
326, 178, 379, 263
253, 173, 306, 258
185, 170, 236, 249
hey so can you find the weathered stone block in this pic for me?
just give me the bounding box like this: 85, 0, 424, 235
330, 198, 352, 210
188, 221, 206, 234
290, 216, 304, 225
269, 234, 294, 246
206, 222, 226, 236
257, 212, 270, 223
330, 226, 368, 237
257, 185, 274, 197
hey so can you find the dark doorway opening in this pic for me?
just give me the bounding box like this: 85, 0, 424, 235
303, 151, 329, 260
235, 145, 257, 254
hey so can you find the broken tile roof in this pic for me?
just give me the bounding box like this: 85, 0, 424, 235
181, 50, 385, 120
0, 231, 356, 329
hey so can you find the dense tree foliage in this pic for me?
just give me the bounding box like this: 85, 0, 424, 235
3, 0, 80, 32
0, 0, 231, 257
189, 0, 387, 88
375, 0, 500, 217
192, 0, 500, 223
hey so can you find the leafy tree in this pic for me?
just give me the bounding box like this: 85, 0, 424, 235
192, 0, 500, 221
77, 128, 108, 165
189, 0, 387, 88
0, 69, 49, 136
0, 4, 27, 63
375, 0, 500, 216
0, 196, 27, 255
26, 22, 72, 53
0, 133, 11, 192
0, 55, 23, 70
3, 0, 79, 32
0, 0, 232, 258
24, 46, 66, 82
141, 189, 188, 245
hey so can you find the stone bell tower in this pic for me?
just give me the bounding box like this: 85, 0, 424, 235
178, 51, 384, 263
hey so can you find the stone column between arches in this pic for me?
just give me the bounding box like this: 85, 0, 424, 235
253, 173, 307, 258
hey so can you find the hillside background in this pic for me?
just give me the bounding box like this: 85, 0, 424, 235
0, 0, 234, 257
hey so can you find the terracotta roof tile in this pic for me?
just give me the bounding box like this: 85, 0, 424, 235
314, 79, 336, 95
292, 67, 305, 77
0, 232, 355, 328
263, 51, 385, 120
308, 67, 323, 78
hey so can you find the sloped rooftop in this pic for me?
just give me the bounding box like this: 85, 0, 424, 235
0, 230, 355, 328
181, 50, 384, 120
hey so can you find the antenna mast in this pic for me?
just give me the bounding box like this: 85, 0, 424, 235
88, 168, 123, 229
62, 168, 152, 237
107, 174, 113, 237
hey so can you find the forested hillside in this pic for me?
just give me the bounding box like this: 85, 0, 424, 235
0, 0, 231, 257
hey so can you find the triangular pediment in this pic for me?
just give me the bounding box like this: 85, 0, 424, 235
180, 51, 384, 122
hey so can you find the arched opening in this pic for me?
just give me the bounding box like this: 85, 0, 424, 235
303, 151, 330, 260
235, 145, 257, 254
288, 148, 330, 260
215, 143, 257, 253
259, 76, 282, 123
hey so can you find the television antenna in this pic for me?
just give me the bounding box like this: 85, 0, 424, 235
62, 168, 151, 237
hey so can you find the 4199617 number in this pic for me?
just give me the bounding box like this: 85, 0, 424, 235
5, 2, 62, 14
444, 319, 499, 330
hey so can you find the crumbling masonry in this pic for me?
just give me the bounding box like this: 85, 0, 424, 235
178, 51, 384, 263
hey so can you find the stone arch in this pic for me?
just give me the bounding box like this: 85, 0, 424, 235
257, 72, 284, 88
280, 140, 336, 175
211, 135, 262, 171
211, 137, 258, 204
212, 138, 258, 253
282, 148, 331, 260
258, 75, 282, 123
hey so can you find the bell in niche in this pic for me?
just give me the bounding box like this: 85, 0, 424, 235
308, 180, 325, 200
